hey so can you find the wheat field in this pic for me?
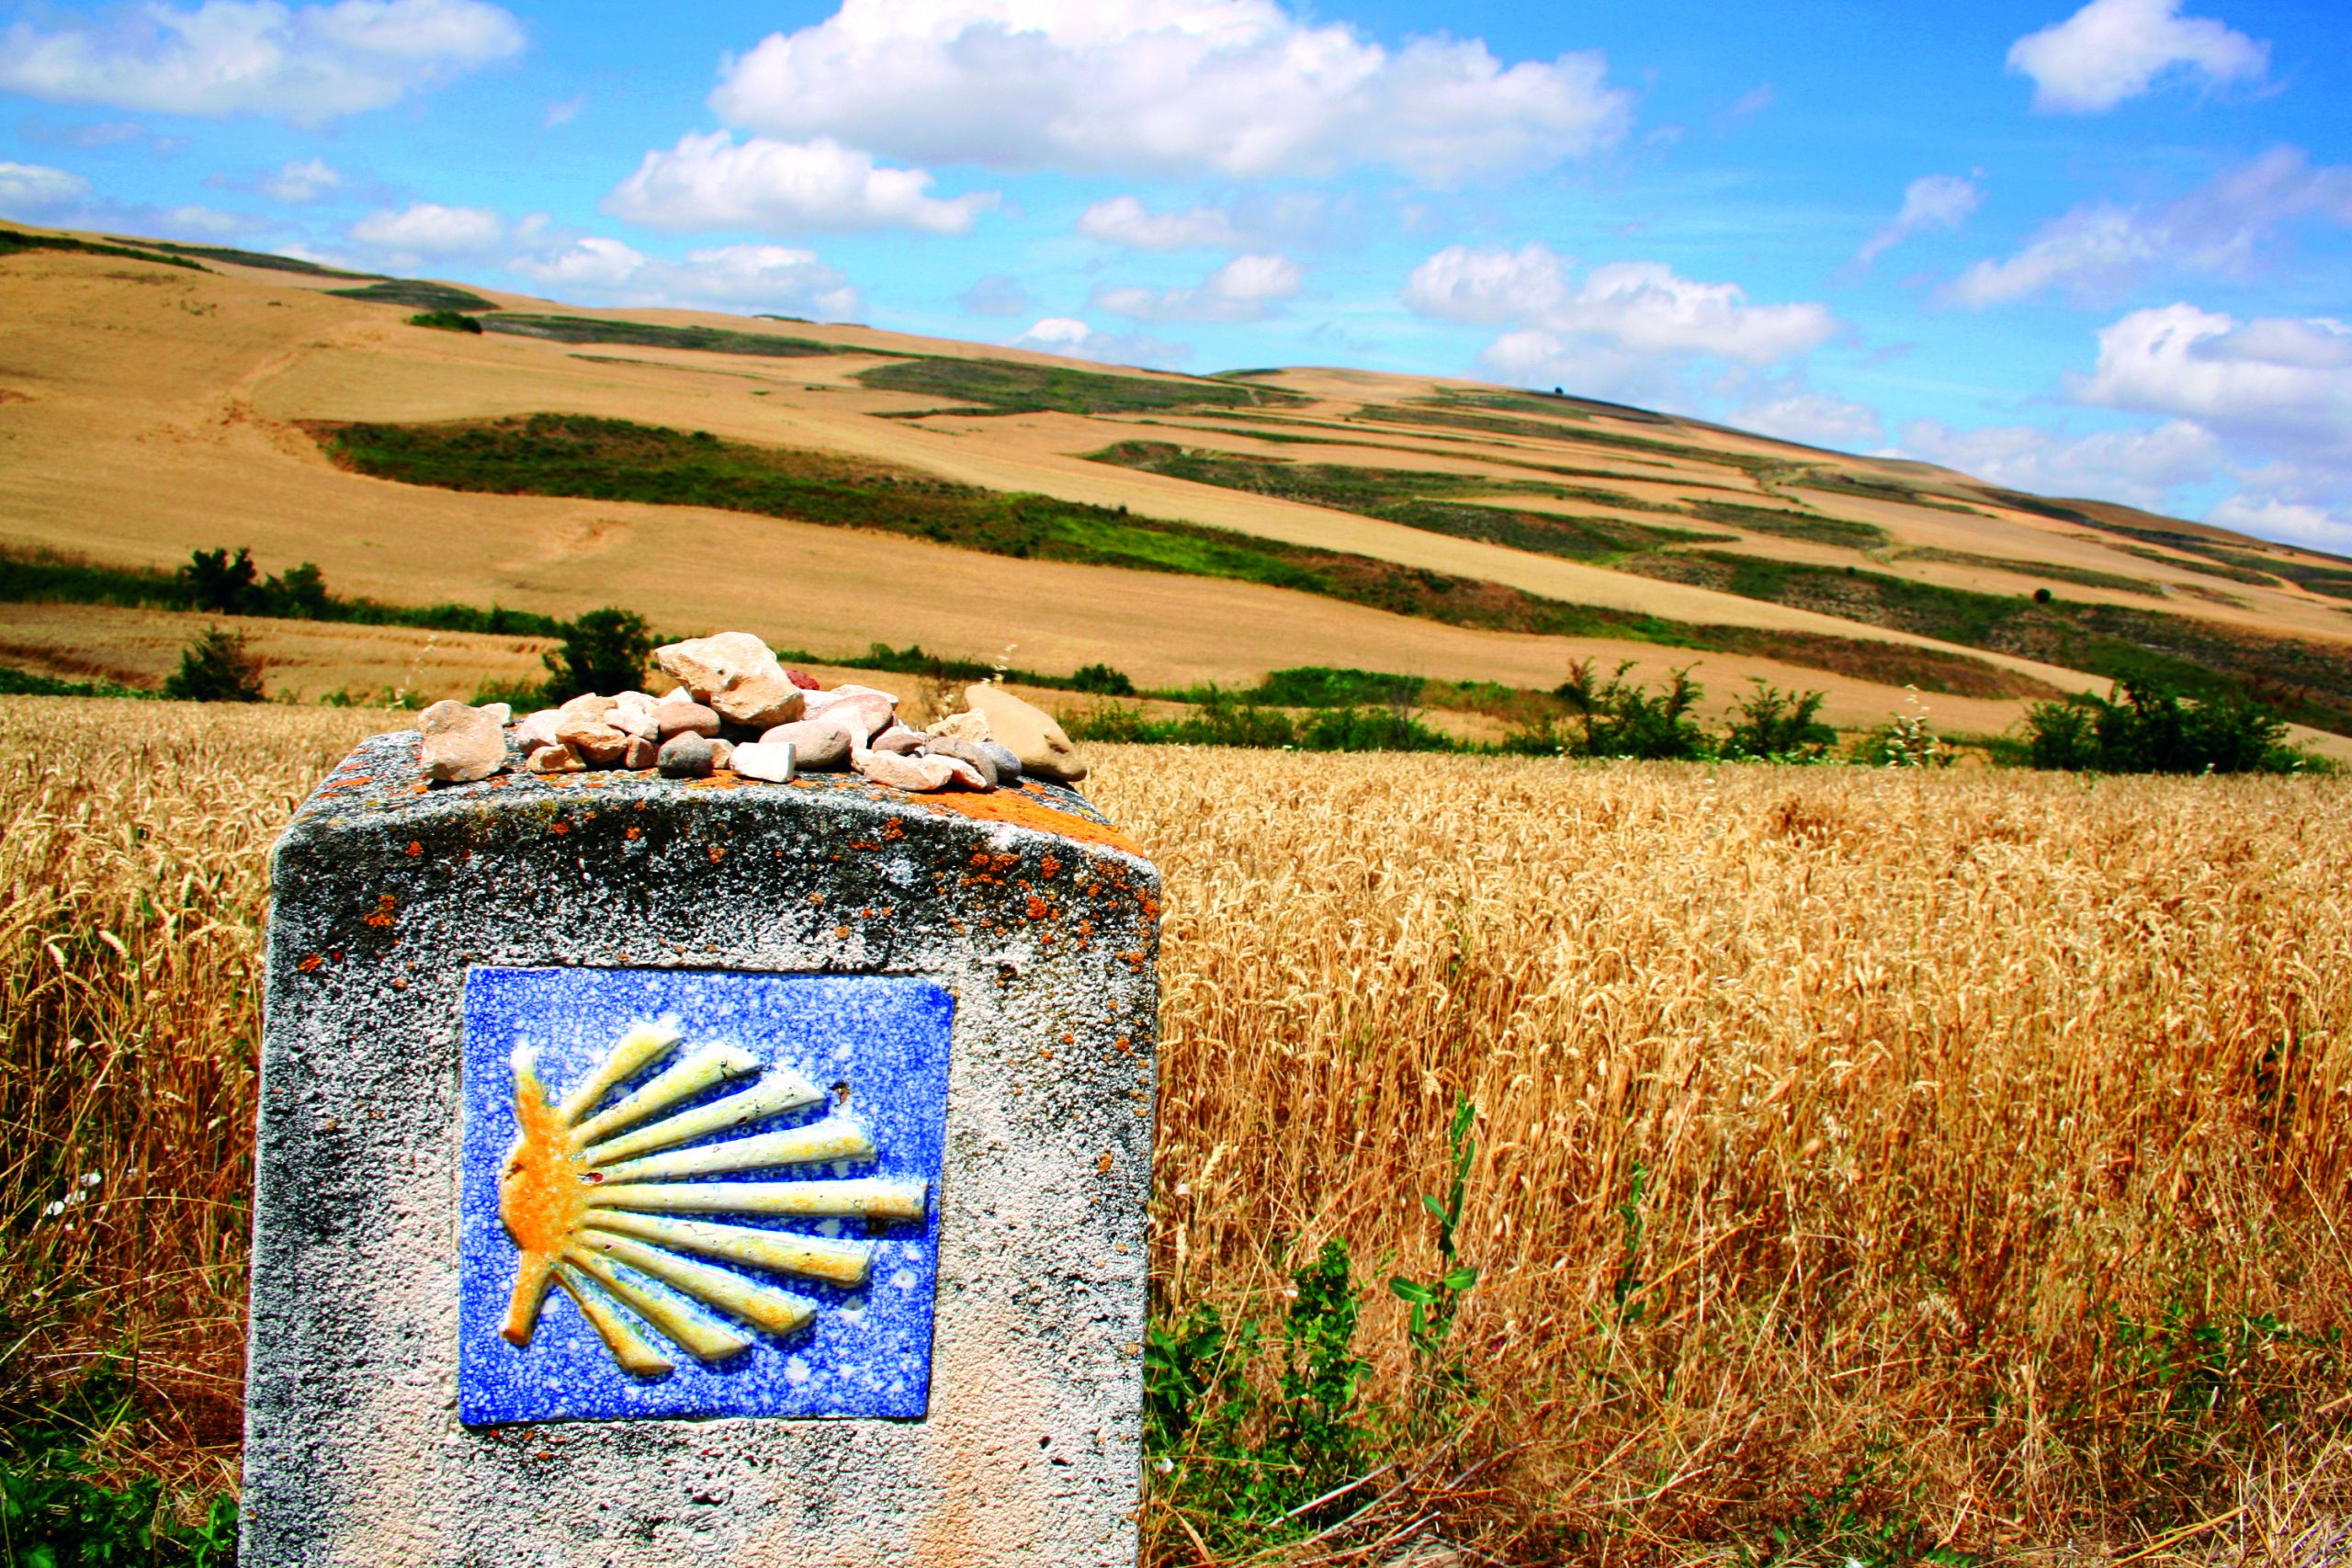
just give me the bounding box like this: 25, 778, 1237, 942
4, 694, 2349, 1563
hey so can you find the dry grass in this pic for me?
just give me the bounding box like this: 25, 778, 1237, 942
4, 694, 2350, 1563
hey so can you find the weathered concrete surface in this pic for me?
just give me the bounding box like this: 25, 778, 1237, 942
244, 730, 1160, 1566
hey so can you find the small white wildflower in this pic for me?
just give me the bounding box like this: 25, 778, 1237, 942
80, 1172, 101, 1188
42, 1200, 64, 1218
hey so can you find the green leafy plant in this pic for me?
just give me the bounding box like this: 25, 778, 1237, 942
2024, 678, 2311, 774
1144, 1239, 1385, 1552
540, 607, 654, 699
1721, 680, 1835, 761
1066, 662, 1136, 696
161, 627, 265, 703
0, 1363, 238, 1568
1557, 659, 1711, 760
1387, 1095, 1479, 1405
406, 310, 483, 333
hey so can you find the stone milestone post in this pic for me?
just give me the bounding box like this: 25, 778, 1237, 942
242, 649, 1161, 1566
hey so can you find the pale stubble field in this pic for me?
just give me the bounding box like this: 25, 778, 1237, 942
4, 695, 2349, 1563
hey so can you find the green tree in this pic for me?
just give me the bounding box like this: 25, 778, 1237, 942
177, 547, 258, 615
542, 608, 655, 699
162, 626, 266, 702
1557, 659, 1711, 760
261, 560, 330, 618
2026, 680, 2302, 774
1721, 679, 1835, 760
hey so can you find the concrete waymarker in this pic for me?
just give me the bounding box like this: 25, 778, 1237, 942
243, 728, 1160, 1564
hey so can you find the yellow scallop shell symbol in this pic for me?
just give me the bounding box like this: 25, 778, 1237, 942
498, 1021, 928, 1377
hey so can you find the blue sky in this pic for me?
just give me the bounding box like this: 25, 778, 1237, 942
4, 0, 2348, 549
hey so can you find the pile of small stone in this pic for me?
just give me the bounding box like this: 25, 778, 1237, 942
415, 630, 1089, 794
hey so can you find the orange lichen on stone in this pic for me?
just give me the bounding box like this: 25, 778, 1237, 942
921, 790, 1145, 857
707, 844, 726, 863
298, 953, 324, 974
405, 841, 424, 858
549, 821, 571, 836
1026, 896, 1050, 920
363, 895, 398, 929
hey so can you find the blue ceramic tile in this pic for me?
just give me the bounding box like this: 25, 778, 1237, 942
458, 967, 954, 1426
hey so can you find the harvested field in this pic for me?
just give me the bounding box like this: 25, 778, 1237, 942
5, 694, 2348, 1562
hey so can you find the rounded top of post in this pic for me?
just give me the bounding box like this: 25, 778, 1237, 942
284, 728, 1154, 872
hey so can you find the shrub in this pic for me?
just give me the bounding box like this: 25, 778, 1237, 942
407, 310, 484, 333
176, 547, 259, 616
1721, 680, 1835, 761
161, 626, 266, 703
540, 607, 654, 700
1556, 659, 1711, 760
1068, 662, 1137, 696
2025, 679, 2307, 774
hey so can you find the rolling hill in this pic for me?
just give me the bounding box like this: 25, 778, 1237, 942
6, 219, 2349, 751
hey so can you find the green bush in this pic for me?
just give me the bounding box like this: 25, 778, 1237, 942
2024, 680, 2311, 774
1556, 659, 1712, 760
161, 627, 266, 703
540, 607, 654, 700
1, 1362, 237, 1567
407, 310, 483, 333
1067, 662, 1136, 696
1722, 680, 1836, 761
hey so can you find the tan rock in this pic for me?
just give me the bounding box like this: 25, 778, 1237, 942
803, 685, 895, 741
757, 719, 852, 771
623, 735, 658, 770
964, 683, 1087, 783
610, 707, 660, 742
418, 699, 506, 784
711, 667, 804, 730
653, 698, 721, 739
925, 708, 989, 746
651, 632, 804, 728
477, 702, 513, 727
923, 737, 999, 787
708, 738, 736, 772
557, 693, 616, 723
526, 743, 583, 775
869, 724, 924, 756
514, 708, 563, 752
853, 749, 974, 793
555, 715, 629, 767
653, 631, 774, 698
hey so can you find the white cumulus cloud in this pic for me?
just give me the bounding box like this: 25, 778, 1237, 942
1095, 251, 1301, 321
606, 131, 996, 235
706, 0, 1630, 183
2075, 303, 2352, 457
0, 161, 94, 213
261, 156, 342, 203
0, 0, 526, 125
2207, 491, 2352, 549
1901, 416, 2220, 508
1078, 195, 1241, 250
1011, 315, 1190, 369
2007, 0, 2266, 113
1727, 381, 1886, 450
350, 201, 503, 256
1947, 146, 2352, 307
1405, 243, 1838, 399
507, 235, 861, 320
1856, 174, 1982, 267
509, 234, 646, 288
